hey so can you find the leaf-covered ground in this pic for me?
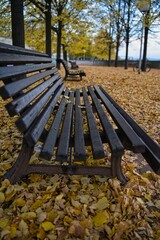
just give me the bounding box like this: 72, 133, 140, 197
0, 66, 160, 240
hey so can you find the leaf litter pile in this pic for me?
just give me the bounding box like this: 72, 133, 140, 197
0, 66, 160, 240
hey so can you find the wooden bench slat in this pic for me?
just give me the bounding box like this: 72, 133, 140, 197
74, 89, 87, 161
88, 86, 124, 157
0, 53, 51, 65
94, 85, 145, 153
82, 87, 105, 159
0, 63, 55, 80
56, 90, 74, 161
15, 79, 63, 132
25, 84, 65, 146
39, 89, 70, 160
99, 86, 160, 173
0, 42, 49, 57
6, 73, 61, 116
0, 68, 58, 99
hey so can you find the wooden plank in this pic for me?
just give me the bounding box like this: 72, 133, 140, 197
99, 86, 160, 173
0, 63, 55, 80
74, 89, 86, 160
40, 89, 70, 160
94, 85, 145, 153
0, 53, 51, 65
15, 79, 63, 132
0, 42, 49, 57
88, 86, 124, 157
25, 84, 65, 146
56, 90, 74, 161
82, 87, 105, 159
0, 68, 57, 99
6, 73, 61, 115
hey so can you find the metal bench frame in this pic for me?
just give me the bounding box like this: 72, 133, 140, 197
0, 43, 160, 184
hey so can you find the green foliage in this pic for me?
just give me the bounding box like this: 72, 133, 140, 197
0, 1, 11, 38
91, 29, 115, 60
67, 32, 91, 58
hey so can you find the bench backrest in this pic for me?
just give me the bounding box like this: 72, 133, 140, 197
0, 43, 65, 146
57, 59, 70, 73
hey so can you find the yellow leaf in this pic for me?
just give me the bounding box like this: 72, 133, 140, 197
155, 200, 160, 209
5, 185, 16, 201
15, 198, 26, 207
64, 216, 73, 225
0, 218, 9, 228
47, 211, 57, 222
37, 228, 46, 239
95, 197, 109, 210
71, 198, 81, 208
41, 221, 55, 231
55, 193, 64, 201
156, 229, 160, 237
42, 193, 52, 200
0, 192, 5, 203
93, 211, 109, 227
21, 212, 36, 220
10, 225, 17, 238
79, 194, 90, 204
19, 220, 29, 236
30, 199, 43, 210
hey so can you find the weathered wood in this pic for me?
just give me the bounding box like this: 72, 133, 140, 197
88, 86, 124, 157
0, 53, 51, 65
25, 84, 65, 146
74, 89, 86, 160
94, 85, 145, 153
15, 79, 63, 132
6, 74, 61, 116
40, 89, 70, 160
56, 90, 74, 161
0, 63, 54, 81
82, 87, 105, 159
0, 68, 58, 99
100, 86, 160, 174
0, 42, 48, 56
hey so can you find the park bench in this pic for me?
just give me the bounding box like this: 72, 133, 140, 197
0, 42, 160, 184
57, 59, 86, 80
69, 60, 79, 69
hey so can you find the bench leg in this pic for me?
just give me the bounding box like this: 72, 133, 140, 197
111, 154, 127, 184
3, 140, 34, 184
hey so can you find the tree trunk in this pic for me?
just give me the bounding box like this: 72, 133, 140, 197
56, 20, 62, 69
45, 0, 51, 56
124, 0, 131, 70
115, 36, 120, 67
62, 44, 67, 60
141, 12, 149, 72
115, 0, 121, 67
11, 0, 25, 47
108, 42, 112, 66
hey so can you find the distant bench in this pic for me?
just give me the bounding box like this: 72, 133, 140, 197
57, 59, 86, 80
0, 42, 160, 184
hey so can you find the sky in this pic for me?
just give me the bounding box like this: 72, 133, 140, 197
119, 32, 160, 60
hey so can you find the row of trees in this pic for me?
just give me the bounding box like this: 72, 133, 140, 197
0, 0, 159, 70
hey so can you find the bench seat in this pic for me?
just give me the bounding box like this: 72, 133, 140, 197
0, 43, 160, 184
